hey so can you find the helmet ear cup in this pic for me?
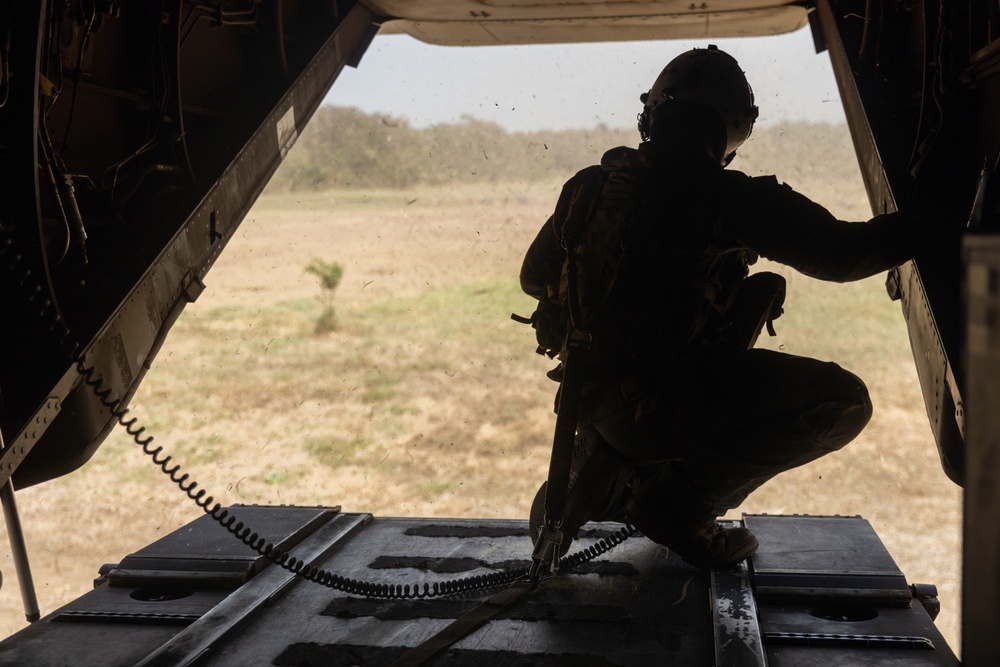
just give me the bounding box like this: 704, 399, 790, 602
637, 110, 651, 142
637, 92, 652, 141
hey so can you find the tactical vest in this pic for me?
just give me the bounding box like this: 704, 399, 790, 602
526, 161, 783, 380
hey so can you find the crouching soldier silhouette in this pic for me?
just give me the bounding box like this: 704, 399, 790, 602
519, 45, 923, 570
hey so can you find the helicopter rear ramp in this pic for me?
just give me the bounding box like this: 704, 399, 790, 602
0, 508, 957, 666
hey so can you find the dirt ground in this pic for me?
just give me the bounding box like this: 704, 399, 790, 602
0, 137, 963, 654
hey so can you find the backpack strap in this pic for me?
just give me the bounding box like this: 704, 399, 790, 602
561, 169, 651, 337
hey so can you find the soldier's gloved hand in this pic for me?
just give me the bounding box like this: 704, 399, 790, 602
531, 300, 565, 356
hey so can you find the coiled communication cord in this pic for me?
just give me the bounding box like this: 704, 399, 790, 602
0, 238, 636, 599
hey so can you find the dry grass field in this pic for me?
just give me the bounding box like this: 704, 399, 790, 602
0, 125, 963, 653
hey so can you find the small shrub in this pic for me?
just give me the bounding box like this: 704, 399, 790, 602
265, 469, 287, 486
304, 258, 344, 333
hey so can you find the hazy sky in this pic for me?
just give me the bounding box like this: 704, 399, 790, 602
324, 24, 847, 132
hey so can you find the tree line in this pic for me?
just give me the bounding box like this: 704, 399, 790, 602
269, 105, 856, 191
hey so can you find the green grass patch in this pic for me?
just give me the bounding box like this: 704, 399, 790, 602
359, 368, 400, 403
754, 266, 911, 372
352, 276, 533, 347
265, 469, 288, 486
418, 480, 456, 497
306, 436, 369, 465
167, 436, 227, 466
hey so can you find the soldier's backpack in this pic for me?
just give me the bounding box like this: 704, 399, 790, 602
515, 165, 786, 369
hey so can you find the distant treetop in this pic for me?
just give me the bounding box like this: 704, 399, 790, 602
267, 105, 851, 192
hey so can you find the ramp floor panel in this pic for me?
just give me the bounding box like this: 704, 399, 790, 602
206, 516, 713, 666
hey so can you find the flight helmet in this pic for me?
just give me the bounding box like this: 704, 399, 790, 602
638, 45, 759, 164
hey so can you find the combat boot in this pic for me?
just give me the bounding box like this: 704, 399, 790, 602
626, 498, 758, 568
529, 427, 633, 558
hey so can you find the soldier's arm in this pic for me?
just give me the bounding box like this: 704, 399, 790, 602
520, 214, 564, 301
716, 175, 919, 283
